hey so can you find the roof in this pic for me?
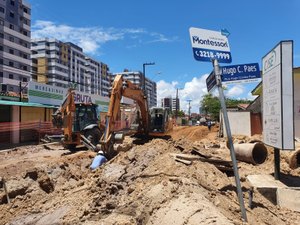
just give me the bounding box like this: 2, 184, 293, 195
237, 104, 250, 110
0, 100, 56, 108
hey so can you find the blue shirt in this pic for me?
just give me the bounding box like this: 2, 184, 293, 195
90, 154, 107, 170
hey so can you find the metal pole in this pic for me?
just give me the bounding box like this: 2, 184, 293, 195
143, 63, 146, 92
274, 148, 280, 180
213, 59, 247, 222
175, 88, 179, 119
19, 81, 22, 102
142, 62, 155, 94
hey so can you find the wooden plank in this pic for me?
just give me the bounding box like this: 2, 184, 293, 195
174, 157, 192, 165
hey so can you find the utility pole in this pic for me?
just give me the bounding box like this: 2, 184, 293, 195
175, 88, 179, 119
187, 99, 192, 119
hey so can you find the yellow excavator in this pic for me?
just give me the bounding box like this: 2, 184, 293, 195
52, 88, 104, 150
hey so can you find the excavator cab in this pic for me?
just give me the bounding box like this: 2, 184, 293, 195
73, 103, 99, 132
149, 107, 172, 135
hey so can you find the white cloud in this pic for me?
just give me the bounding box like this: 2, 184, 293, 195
32, 20, 177, 55
225, 85, 245, 98
157, 74, 209, 113
247, 91, 257, 100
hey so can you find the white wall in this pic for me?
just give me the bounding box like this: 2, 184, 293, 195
221, 111, 251, 137
294, 72, 300, 139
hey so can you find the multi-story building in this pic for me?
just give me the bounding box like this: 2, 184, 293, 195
111, 70, 157, 107
161, 96, 180, 113
0, 0, 31, 94
161, 96, 172, 111
172, 97, 180, 112
31, 38, 110, 96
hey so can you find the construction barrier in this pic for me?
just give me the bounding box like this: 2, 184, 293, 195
0, 121, 62, 144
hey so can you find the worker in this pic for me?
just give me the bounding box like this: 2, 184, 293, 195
207, 120, 212, 131
90, 150, 107, 170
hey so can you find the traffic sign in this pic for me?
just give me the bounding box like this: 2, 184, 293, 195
220, 63, 261, 84
189, 27, 232, 63
206, 71, 217, 92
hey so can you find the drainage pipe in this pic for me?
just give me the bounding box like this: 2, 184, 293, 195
233, 142, 268, 165
288, 149, 300, 169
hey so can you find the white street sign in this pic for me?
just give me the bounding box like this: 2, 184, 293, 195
189, 27, 232, 63
262, 41, 294, 150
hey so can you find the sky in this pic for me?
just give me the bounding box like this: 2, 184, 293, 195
28, 0, 300, 113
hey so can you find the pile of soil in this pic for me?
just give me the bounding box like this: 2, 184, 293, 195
0, 126, 299, 225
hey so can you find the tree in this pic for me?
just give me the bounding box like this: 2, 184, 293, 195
200, 93, 221, 120
173, 110, 185, 117
200, 93, 252, 121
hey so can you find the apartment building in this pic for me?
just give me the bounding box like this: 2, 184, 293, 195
111, 70, 157, 107
31, 38, 110, 96
161, 96, 180, 112
0, 0, 31, 94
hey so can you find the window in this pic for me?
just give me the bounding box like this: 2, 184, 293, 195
2, 84, 7, 92
9, 86, 13, 91
10, 0, 15, 6
23, 7, 28, 13
0, 72, 3, 77
0, 19, 4, 25
9, 74, 14, 79
9, 12, 14, 18
23, 30, 27, 36
22, 65, 27, 71
0, 45, 3, 51
9, 24, 14, 30
22, 77, 27, 82
9, 61, 14, 67
0, 7, 4, 13
0, 33, 3, 38
9, 49, 14, 54
9, 36, 14, 42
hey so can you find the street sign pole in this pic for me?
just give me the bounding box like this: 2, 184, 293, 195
212, 59, 247, 222
274, 148, 280, 180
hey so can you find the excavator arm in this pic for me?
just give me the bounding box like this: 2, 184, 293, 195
100, 75, 149, 156
52, 89, 77, 144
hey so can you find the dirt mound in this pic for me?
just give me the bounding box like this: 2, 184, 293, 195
0, 127, 300, 224
169, 125, 218, 141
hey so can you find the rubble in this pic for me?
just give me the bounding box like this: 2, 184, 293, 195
0, 126, 299, 225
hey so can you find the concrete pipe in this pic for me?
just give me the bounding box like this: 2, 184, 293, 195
288, 149, 300, 169
233, 142, 268, 165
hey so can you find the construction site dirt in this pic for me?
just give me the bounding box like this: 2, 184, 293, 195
0, 125, 300, 225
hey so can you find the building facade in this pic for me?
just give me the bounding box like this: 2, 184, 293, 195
31, 38, 110, 96
172, 98, 180, 112
0, 0, 31, 94
161, 96, 172, 111
161, 96, 180, 113
111, 70, 157, 107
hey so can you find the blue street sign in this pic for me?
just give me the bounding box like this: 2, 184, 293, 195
206, 71, 217, 92
220, 63, 261, 84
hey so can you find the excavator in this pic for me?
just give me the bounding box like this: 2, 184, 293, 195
52, 88, 104, 150
98, 74, 173, 157
52, 74, 173, 156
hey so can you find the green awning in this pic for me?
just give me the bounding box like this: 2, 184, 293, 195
0, 100, 56, 108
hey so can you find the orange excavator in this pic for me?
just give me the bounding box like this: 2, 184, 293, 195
52, 74, 173, 155
98, 74, 173, 157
